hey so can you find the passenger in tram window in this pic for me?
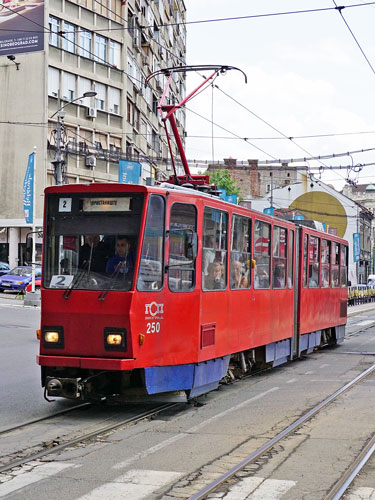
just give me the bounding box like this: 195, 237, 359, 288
79, 234, 109, 273
204, 261, 225, 290
105, 236, 134, 276
230, 260, 248, 289
273, 265, 285, 289
309, 262, 319, 288
254, 262, 269, 288
202, 235, 216, 274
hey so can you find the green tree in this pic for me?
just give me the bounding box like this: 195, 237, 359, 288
208, 169, 241, 199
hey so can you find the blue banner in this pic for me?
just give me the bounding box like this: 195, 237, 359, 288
263, 207, 274, 216
118, 160, 141, 184
217, 188, 226, 200
353, 233, 360, 262
226, 194, 237, 204
23, 153, 34, 224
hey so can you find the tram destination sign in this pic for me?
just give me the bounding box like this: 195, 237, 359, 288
82, 197, 131, 212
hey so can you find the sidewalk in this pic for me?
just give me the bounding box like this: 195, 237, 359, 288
348, 302, 375, 317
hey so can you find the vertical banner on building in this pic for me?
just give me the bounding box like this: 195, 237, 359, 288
353, 233, 360, 262
23, 152, 34, 224
0, 0, 44, 56
118, 160, 141, 184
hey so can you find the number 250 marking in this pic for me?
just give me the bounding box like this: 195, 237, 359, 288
146, 322, 160, 334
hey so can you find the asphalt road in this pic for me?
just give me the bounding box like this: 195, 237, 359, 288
0, 297, 76, 432
1, 298, 375, 499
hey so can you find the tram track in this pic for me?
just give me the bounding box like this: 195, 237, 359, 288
0, 402, 91, 437
178, 363, 375, 500
325, 433, 375, 500
0, 403, 179, 475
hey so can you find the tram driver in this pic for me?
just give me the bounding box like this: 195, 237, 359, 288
106, 236, 134, 276
79, 234, 109, 273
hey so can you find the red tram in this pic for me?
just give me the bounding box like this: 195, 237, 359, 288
37, 66, 348, 402
38, 183, 348, 402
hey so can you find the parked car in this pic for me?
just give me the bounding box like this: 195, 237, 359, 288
0, 262, 10, 276
26, 278, 41, 292
0, 266, 41, 292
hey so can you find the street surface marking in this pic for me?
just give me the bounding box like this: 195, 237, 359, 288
286, 378, 296, 384
304, 371, 314, 375
210, 477, 296, 500
346, 487, 375, 499
0, 462, 74, 497
113, 387, 279, 469
77, 469, 182, 499
319, 364, 330, 368
355, 320, 375, 326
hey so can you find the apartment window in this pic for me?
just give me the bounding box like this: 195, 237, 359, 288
133, 106, 140, 130
62, 72, 76, 100
152, 130, 158, 151
141, 118, 147, 138
95, 35, 107, 63
78, 77, 92, 105
94, 83, 106, 110
127, 52, 134, 78
48, 67, 59, 97
108, 87, 120, 114
63, 22, 76, 53
109, 40, 121, 67
79, 30, 92, 59
49, 16, 60, 47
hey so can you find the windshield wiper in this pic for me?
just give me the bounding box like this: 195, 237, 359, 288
63, 261, 89, 299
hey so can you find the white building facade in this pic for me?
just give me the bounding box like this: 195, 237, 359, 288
0, 0, 186, 267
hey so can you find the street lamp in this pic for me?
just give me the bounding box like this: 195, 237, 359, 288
50, 90, 97, 185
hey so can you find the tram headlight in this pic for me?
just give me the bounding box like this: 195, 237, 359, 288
106, 334, 122, 345
45, 331, 60, 343
42, 326, 64, 349
104, 328, 126, 351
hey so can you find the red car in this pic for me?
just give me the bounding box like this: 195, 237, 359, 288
26, 278, 41, 292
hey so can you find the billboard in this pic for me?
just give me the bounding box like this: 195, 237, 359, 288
0, 0, 44, 56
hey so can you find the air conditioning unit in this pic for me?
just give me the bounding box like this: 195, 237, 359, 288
86, 107, 97, 118
85, 156, 96, 168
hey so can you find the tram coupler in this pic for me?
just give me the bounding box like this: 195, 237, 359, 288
45, 376, 82, 400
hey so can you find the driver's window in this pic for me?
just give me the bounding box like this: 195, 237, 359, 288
168, 203, 197, 292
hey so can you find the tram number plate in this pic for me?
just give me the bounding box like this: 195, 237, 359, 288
50, 275, 74, 288
146, 322, 160, 334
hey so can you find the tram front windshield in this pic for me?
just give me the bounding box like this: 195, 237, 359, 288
43, 193, 144, 292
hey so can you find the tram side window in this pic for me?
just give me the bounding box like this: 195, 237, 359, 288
303, 234, 308, 288
202, 207, 228, 291
272, 226, 286, 289
288, 230, 294, 289
230, 215, 251, 289
254, 220, 271, 289
331, 242, 340, 288
137, 195, 165, 291
340, 245, 348, 287
168, 203, 197, 292
308, 235, 320, 288
321, 239, 331, 288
